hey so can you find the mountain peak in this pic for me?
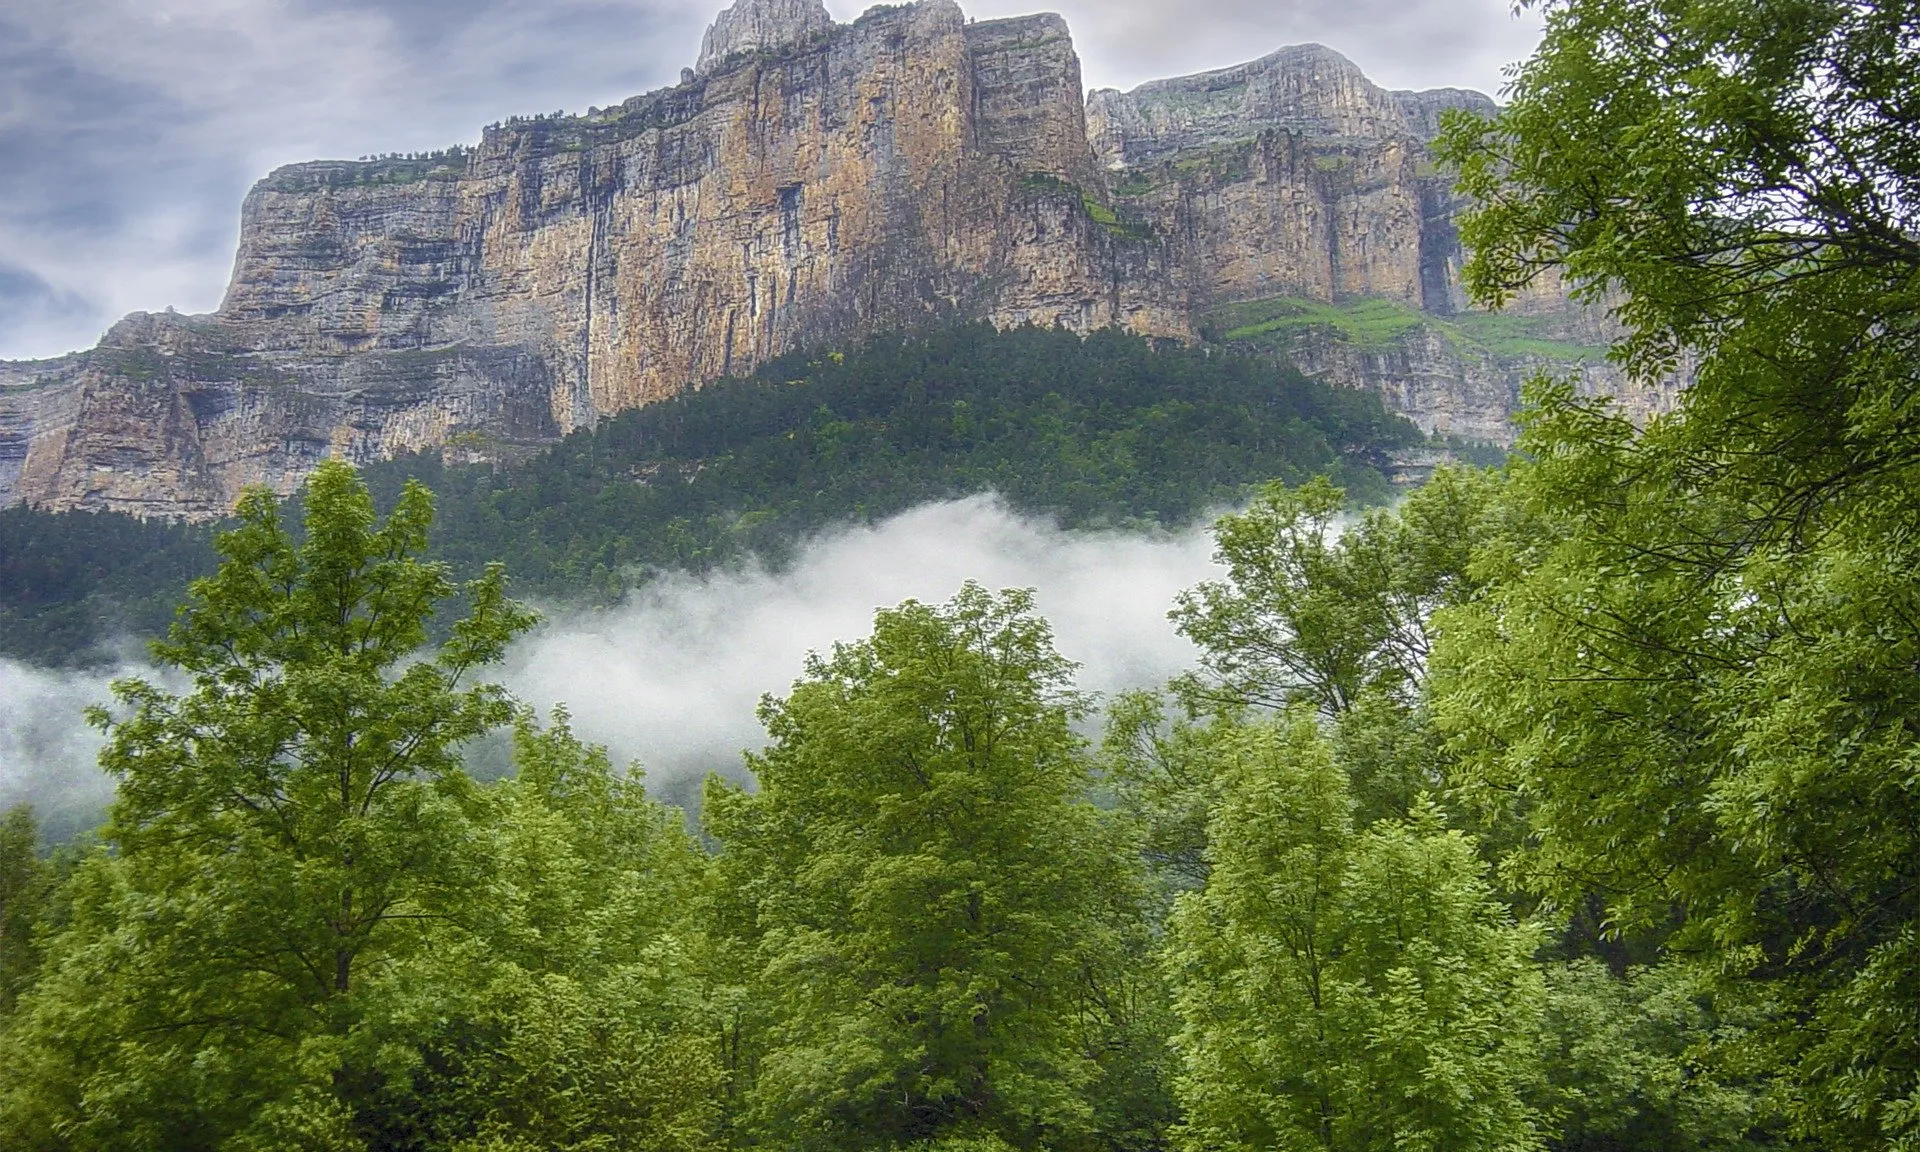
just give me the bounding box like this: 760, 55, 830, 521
1087, 43, 1494, 169
695, 0, 834, 76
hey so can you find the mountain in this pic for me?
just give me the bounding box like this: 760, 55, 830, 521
0, 0, 1664, 520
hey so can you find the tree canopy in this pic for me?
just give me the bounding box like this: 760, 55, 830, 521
0, 464, 719, 1151
706, 585, 1152, 1152
1435, 0, 1920, 1144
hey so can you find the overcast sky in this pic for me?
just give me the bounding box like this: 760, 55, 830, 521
0, 0, 1542, 362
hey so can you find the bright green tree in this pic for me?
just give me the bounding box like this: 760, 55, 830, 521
346, 711, 725, 1152
706, 584, 1152, 1152
1171, 468, 1495, 719
0, 461, 537, 1148
1100, 690, 1238, 897
1533, 959, 1768, 1152
1433, 0, 1920, 1144
1442, 0, 1919, 511
0, 806, 49, 1013
1166, 710, 1545, 1152
1432, 425, 1920, 1149
1152, 467, 1496, 866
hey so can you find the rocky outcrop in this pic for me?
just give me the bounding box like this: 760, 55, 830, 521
696, 0, 833, 76
1278, 325, 1668, 445
966, 13, 1106, 196
1086, 44, 1493, 314
217, 0, 1183, 420
0, 4, 1667, 518
1087, 41, 1660, 441
3, 0, 1186, 516
0, 311, 561, 518
1086, 44, 1486, 167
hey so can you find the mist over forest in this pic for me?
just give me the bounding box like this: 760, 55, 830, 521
2, 495, 1222, 830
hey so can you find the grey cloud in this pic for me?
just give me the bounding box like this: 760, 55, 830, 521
0, 21, 178, 237
906, 0, 1542, 94
0, 264, 92, 350
0, 0, 714, 361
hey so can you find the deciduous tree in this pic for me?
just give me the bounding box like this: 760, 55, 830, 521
0, 461, 537, 1148
1166, 711, 1545, 1152
708, 584, 1150, 1152
1435, 0, 1920, 1143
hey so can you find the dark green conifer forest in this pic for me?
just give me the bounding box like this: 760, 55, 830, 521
0, 323, 1413, 666
3, 0, 1917, 1148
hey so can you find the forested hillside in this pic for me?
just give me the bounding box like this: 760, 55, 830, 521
0, 324, 1416, 665
0, 508, 217, 666
4, 0, 1917, 1149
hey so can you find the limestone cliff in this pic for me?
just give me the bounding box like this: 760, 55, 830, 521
0, 5, 1662, 519
1089, 42, 1654, 441
219, 2, 1171, 414
2, 0, 1182, 517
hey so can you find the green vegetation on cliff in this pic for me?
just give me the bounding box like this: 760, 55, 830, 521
0, 324, 1418, 665
1204, 294, 1612, 363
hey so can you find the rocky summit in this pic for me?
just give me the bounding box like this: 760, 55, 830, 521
0, 0, 1668, 519
697, 0, 834, 76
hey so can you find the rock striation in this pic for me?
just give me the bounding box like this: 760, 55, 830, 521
0, 3, 1667, 519
1084, 44, 1662, 438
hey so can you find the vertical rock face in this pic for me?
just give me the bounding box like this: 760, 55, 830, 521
0, 4, 1669, 518
1085, 43, 1495, 314
965, 14, 1105, 193
217, 0, 1182, 423
0, 312, 562, 519
1084, 42, 1665, 440
4, 0, 1186, 516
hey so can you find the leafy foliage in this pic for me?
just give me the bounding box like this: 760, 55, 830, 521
1534, 960, 1769, 1152
4, 4, 1916, 1147
0, 808, 54, 1013
0, 466, 720, 1152
1432, 0, 1920, 1144
1172, 468, 1496, 716
1165, 711, 1546, 1152
1114, 468, 1773, 1152
351, 714, 723, 1152
1441, 0, 1920, 521
706, 585, 1157, 1152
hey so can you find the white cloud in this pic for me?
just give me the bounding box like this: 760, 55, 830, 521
502, 495, 1219, 787
0, 659, 133, 841
0, 497, 1223, 833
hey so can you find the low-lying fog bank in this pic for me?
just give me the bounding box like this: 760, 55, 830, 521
1, 496, 1223, 834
